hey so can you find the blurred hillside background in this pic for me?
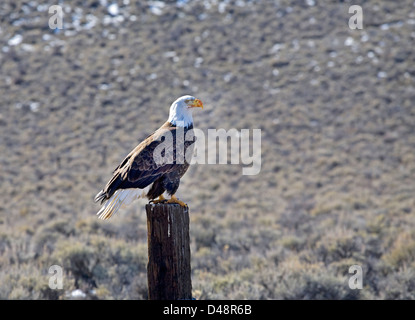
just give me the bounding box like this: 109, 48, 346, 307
0, 0, 414, 299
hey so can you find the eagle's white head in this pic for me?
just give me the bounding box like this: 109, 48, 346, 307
167, 95, 204, 127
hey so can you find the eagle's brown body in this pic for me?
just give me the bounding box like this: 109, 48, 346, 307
94, 95, 203, 220
95, 121, 195, 205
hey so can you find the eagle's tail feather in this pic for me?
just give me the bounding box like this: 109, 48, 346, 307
96, 189, 143, 220
94, 190, 106, 204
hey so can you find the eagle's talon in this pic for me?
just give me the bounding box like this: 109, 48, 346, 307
166, 195, 187, 207
150, 195, 167, 204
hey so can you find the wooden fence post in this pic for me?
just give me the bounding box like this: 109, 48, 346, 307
145, 203, 192, 300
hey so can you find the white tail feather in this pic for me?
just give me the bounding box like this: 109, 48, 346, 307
96, 189, 144, 220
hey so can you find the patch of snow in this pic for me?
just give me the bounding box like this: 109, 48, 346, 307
108, 3, 119, 16
149, 1, 165, 16
70, 289, 86, 299
344, 37, 354, 46
8, 34, 23, 46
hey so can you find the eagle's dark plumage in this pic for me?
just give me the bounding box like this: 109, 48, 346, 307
94, 96, 203, 220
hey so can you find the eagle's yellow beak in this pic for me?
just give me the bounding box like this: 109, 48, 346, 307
189, 98, 203, 109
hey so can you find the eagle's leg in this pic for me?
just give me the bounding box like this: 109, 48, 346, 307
150, 195, 167, 204
166, 194, 187, 207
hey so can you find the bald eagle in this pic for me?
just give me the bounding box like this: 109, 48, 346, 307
94, 95, 203, 220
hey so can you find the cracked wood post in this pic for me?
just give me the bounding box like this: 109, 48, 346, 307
146, 203, 192, 300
